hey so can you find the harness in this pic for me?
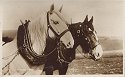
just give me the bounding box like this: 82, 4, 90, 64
17, 20, 46, 65
74, 24, 100, 56
2, 12, 72, 74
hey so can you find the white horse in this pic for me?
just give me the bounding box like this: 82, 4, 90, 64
2, 4, 74, 75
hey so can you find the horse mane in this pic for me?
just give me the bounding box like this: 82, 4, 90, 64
28, 11, 48, 54
18, 10, 69, 55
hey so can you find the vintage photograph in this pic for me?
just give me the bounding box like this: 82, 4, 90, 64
1, 0, 124, 76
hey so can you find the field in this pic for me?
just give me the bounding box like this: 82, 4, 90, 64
49, 50, 123, 75
67, 56, 123, 74
2, 30, 123, 75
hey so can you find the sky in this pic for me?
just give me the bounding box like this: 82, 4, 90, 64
1, 0, 125, 37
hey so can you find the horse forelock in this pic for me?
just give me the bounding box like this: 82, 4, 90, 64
28, 12, 48, 54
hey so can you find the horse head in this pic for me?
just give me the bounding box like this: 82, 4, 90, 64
81, 15, 103, 60
69, 15, 103, 60
47, 4, 74, 49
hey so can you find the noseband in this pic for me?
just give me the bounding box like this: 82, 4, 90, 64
86, 36, 100, 55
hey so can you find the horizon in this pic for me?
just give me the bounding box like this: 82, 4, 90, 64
2, 29, 123, 39
1, 0, 124, 37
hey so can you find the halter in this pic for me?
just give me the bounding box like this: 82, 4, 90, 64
75, 24, 100, 55
46, 12, 71, 64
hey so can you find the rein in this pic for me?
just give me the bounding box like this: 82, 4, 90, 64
57, 42, 71, 64
2, 46, 24, 72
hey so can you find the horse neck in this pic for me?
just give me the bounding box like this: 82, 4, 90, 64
72, 36, 89, 53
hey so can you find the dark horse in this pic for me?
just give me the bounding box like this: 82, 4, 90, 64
69, 15, 103, 60
44, 15, 103, 75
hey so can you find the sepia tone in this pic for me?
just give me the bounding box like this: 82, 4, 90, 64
1, 0, 124, 76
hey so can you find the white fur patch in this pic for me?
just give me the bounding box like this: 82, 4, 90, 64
48, 28, 55, 38
93, 31, 98, 41
93, 45, 103, 59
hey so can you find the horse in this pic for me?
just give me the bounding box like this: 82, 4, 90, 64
44, 15, 103, 75
2, 4, 74, 75
69, 15, 103, 60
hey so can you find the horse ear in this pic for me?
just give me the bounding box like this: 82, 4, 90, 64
59, 5, 63, 12
50, 4, 54, 12
88, 16, 94, 31
89, 16, 93, 23
84, 15, 88, 23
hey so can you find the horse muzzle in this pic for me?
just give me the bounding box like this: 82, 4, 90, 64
90, 45, 103, 61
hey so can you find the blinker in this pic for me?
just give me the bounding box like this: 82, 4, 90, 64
77, 30, 80, 33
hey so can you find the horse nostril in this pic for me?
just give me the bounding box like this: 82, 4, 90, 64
68, 42, 71, 45
94, 59, 97, 61
67, 42, 73, 48
67, 44, 69, 47
97, 53, 99, 57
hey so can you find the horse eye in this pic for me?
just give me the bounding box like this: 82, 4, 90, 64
51, 20, 59, 25
54, 21, 59, 24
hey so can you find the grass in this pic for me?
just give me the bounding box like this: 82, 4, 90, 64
66, 56, 123, 75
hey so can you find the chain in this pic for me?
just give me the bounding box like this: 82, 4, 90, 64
2, 52, 19, 70
2, 46, 24, 60
2, 45, 26, 71
57, 42, 71, 64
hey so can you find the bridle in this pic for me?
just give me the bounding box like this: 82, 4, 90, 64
84, 32, 100, 49
46, 12, 72, 64
76, 24, 100, 55
47, 12, 69, 40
